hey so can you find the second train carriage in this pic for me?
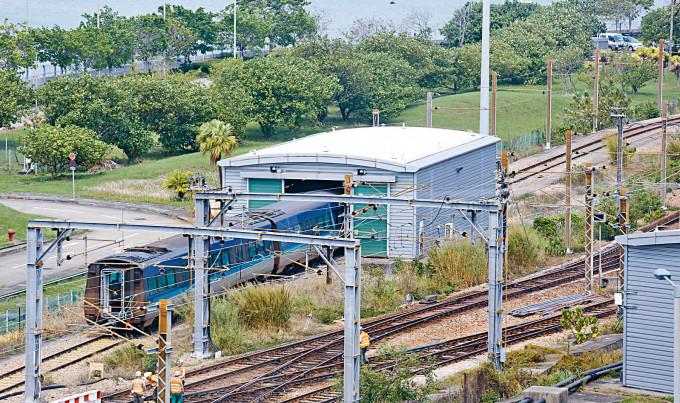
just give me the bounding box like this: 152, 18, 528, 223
84, 197, 344, 327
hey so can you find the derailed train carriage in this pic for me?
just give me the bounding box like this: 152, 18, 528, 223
84, 197, 344, 327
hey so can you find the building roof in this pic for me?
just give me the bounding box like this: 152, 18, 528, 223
219, 126, 499, 172
616, 229, 680, 247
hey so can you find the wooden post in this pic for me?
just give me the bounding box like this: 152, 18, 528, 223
585, 163, 595, 295
491, 72, 497, 137
565, 130, 572, 254
659, 39, 664, 112
546, 60, 552, 149
593, 49, 600, 132
662, 101, 668, 209
426, 92, 433, 128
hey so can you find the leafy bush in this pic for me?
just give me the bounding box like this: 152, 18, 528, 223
561, 307, 599, 344
104, 343, 146, 373
231, 284, 293, 329
162, 170, 193, 200
210, 297, 249, 355
605, 134, 637, 165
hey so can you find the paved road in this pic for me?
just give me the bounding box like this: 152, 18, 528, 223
0, 199, 185, 293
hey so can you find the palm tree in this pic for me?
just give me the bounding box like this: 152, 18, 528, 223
196, 119, 238, 189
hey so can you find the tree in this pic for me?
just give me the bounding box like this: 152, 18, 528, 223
0, 70, 32, 129
440, 0, 539, 47
131, 14, 168, 72
162, 5, 218, 63
551, 46, 587, 94
213, 56, 338, 137
671, 55, 680, 88
560, 307, 599, 344
163, 170, 193, 200
20, 124, 108, 179
233, 0, 317, 49
621, 0, 654, 32
32, 26, 78, 74
641, 5, 680, 45
196, 119, 238, 186
0, 19, 36, 72
342, 18, 391, 45
401, 10, 434, 38
80, 6, 135, 74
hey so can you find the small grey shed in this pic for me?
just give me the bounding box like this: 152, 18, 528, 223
616, 229, 680, 394
218, 126, 500, 258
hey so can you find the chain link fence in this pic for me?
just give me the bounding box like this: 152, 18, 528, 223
0, 289, 83, 335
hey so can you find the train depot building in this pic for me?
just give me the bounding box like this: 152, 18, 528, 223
616, 229, 680, 394
219, 126, 499, 258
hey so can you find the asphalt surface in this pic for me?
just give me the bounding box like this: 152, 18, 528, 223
0, 199, 185, 293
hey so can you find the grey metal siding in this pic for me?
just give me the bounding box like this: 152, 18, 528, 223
414, 144, 497, 250
624, 243, 680, 394
389, 172, 417, 258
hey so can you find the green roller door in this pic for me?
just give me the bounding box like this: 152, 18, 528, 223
354, 184, 388, 257
248, 178, 283, 208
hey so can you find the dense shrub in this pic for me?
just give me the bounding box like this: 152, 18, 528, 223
428, 242, 488, 288
231, 284, 293, 329
507, 225, 546, 276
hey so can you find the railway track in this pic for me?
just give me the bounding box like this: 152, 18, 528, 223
205, 299, 618, 403
511, 115, 680, 185
0, 335, 123, 395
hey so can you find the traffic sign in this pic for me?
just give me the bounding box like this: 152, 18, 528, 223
69, 160, 76, 168
69, 153, 75, 160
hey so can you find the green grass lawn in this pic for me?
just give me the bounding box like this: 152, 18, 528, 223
0, 203, 55, 248
392, 73, 680, 140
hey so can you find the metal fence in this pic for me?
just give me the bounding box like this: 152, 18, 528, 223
0, 289, 83, 335
497, 130, 546, 155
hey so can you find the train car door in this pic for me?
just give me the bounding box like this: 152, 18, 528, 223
101, 269, 125, 315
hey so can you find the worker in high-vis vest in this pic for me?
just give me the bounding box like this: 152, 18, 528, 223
131, 371, 145, 403
360, 328, 370, 364
145, 371, 158, 400
170, 371, 184, 403
174, 359, 186, 385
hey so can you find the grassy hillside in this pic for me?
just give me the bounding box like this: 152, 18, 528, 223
0, 203, 55, 248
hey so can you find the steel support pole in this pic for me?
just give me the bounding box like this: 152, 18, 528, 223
585, 163, 595, 295
491, 72, 497, 137
192, 198, 211, 358
470, 211, 477, 246
487, 209, 504, 370
479, 0, 490, 136
56, 229, 62, 267
343, 246, 361, 403
659, 39, 665, 112
593, 49, 600, 132
546, 60, 552, 149
157, 299, 170, 403
565, 130, 572, 254
618, 189, 629, 290
24, 227, 44, 403
426, 92, 433, 128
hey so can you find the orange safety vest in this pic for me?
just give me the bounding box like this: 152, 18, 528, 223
174, 366, 186, 380
360, 331, 370, 348
170, 377, 183, 394
132, 378, 145, 394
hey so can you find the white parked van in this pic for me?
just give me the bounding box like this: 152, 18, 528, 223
599, 33, 625, 50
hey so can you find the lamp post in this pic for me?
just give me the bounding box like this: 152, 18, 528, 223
233, 0, 237, 59
653, 268, 680, 401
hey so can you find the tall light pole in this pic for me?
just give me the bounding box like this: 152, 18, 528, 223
671, 0, 676, 56
233, 0, 237, 59
479, 0, 490, 136
97, 0, 100, 29
653, 268, 680, 401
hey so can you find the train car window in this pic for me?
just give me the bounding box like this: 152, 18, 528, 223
249, 242, 257, 259
257, 240, 265, 254
157, 273, 167, 291
241, 243, 249, 261
221, 251, 230, 266
234, 244, 243, 263
264, 241, 272, 252
148, 277, 158, 296
311, 216, 318, 229
134, 269, 142, 285
166, 269, 176, 287
293, 224, 301, 233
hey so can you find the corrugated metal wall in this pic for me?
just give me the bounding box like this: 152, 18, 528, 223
624, 243, 680, 394
414, 144, 497, 248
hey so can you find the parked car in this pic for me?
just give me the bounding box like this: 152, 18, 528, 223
599, 33, 625, 50
622, 36, 643, 51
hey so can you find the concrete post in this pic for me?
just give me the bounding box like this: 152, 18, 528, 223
25, 226, 44, 403
343, 246, 362, 403
487, 209, 505, 370
659, 39, 665, 112
546, 60, 552, 149
192, 198, 211, 358
491, 72, 497, 137
661, 103, 668, 209
565, 130, 572, 254
593, 49, 600, 132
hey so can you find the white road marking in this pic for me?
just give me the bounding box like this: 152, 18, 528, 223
33, 207, 84, 214
100, 214, 121, 220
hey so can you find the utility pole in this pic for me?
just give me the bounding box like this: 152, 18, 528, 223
672, 0, 676, 56
491, 72, 498, 137
659, 39, 665, 112
662, 100, 669, 209
618, 188, 629, 290
565, 130, 572, 254
233, 0, 237, 59
546, 60, 553, 149
585, 163, 596, 295
593, 49, 600, 132
426, 92, 433, 128
97, 0, 100, 29
479, 0, 490, 136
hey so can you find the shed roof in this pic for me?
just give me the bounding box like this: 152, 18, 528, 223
219, 126, 499, 172
616, 229, 680, 246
